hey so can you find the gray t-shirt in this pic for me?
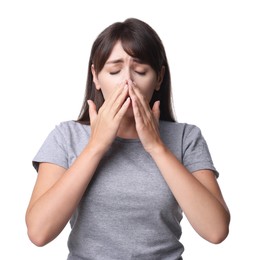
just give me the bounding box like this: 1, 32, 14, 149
33, 120, 218, 260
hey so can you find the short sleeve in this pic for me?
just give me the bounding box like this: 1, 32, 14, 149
32, 125, 68, 172
183, 125, 219, 177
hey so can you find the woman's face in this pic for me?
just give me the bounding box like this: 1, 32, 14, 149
92, 41, 164, 104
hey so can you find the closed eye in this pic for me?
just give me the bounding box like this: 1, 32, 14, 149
109, 71, 120, 75
109, 71, 146, 75
136, 71, 146, 75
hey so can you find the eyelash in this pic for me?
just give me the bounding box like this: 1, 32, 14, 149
109, 71, 119, 75
109, 71, 146, 75
136, 71, 146, 75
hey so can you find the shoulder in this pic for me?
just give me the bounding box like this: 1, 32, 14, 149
159, 120, 201, 138
53, 120, 91, 141
55, 120, 90, 133
159, 121, 206, 154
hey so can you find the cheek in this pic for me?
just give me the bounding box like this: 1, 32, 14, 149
97, 77, 119, 100
100, 86, 111, 100
138, 79, 157, 101
146, 88, 156, 102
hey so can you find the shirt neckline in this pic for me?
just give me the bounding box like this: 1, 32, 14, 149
115, 136, 140, 143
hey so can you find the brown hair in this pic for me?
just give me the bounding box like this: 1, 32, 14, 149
77, 18, 176, 124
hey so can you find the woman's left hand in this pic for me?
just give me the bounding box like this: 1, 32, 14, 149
128, 81, 164, 153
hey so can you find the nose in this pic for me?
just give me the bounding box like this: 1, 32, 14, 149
123, 67, 133, 82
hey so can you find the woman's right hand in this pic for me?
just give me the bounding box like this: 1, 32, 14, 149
87, 82, 130, 153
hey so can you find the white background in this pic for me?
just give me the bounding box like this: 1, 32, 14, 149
1, 0, 254, 259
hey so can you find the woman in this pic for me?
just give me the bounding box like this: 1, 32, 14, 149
26, 18, 230, 259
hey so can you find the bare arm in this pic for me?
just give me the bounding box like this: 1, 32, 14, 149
25, 145, 105, 246
26, 83, 130, 246
128, 81, 230, 243
149, 146, 230, 243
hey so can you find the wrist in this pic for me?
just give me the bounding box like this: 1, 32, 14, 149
85, 141, 108, 158
147, 141, 168, 158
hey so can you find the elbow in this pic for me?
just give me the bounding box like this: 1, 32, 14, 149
27, 226, 51, 247
208, 226, 229, 244
26, 216, 51, 247
207, 214, 231, 244
25, 211, 66, 247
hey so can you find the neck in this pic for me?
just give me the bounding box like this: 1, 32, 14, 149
117, 116, 138, 139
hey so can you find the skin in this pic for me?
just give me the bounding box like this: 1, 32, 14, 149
26, 41, 230, 247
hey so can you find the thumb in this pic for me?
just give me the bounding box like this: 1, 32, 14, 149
87, 100, 97, 124
152, 100, 160, 123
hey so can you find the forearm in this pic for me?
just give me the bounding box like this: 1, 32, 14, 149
149, 143, 230, 243
26, 144, 105, 246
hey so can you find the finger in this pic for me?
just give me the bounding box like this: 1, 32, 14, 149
132, 97, 142, 120
152, 101, 160, 123
129, 85, 149, 120
103, 82, 127, 110
129, 88, 145, 126
111, 84, 129, 115
114, 97, 131, 122
129, 83, 151, 112
87, 100, 97, 124
128, 81, 143, 99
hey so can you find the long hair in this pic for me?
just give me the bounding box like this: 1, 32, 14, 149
77, 18, 176, 124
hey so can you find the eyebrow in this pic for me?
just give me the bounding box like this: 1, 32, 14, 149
105, 59, 123, 65
105, 58, 144, 65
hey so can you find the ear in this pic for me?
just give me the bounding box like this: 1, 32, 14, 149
155, 66, 165, 91
91, 64, 101, 90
